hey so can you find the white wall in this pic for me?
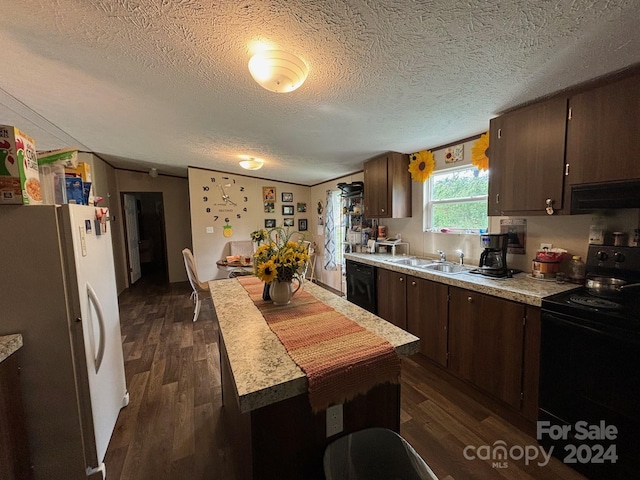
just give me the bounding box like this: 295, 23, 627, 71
188, 167, 311, 281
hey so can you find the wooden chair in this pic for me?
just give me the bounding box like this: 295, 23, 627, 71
182, 248, 212, 322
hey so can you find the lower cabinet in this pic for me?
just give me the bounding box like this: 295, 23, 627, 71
375, 266, 541, 421
0, 353, 32, 480
448, 287, 525, 409
406, 276, 448, 367
376, 269, 407, 330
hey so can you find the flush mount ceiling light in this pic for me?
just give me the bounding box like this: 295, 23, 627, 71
239, 156, 265, 170
248, 50, 309, 93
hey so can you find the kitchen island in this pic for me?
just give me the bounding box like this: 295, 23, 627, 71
209, 278, 419, 480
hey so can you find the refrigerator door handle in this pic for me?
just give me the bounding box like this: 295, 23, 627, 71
86, 283, 106, 373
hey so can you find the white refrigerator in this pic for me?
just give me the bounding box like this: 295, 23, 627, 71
0, 204, 128, 480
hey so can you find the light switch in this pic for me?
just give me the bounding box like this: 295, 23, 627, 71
206, 226, 214, 234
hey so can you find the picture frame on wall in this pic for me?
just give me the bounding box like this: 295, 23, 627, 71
282, 205, 294, 215
265, 218, 276, 229
264, 202, 275, 213
298, 219, 308, 231
283, 218, 294, 227
263, 187, 276, 202
297, 202, 306, 212
282, 192, 293, 202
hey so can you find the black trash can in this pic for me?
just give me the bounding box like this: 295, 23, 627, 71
323, 428, 438, 480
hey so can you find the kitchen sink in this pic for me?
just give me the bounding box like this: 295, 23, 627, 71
391, 257, 433, 266
421, 262, 470, 274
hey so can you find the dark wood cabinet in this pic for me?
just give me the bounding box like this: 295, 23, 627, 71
448, 287, 525, 409
0, 353, 32, 480
406, 276, 448, 367
488, 96, 568, 215
364, 152, 412, 218
565, 72, 640, 187
376, 269, 406, 330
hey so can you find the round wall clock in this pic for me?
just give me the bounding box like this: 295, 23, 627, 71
201, 175, 249, 230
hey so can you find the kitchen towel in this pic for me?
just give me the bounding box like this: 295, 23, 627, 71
237, 276, 400, 412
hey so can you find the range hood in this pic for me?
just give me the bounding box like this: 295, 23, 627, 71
571, 180, 640, 213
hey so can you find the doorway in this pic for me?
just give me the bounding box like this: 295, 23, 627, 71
122, 192, 169, 285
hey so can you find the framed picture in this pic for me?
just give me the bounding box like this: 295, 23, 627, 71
297, 202, 307, 212
264, 202, 275, 213
282, 192, 293, 202
298, 219, 308, 231
263, 187, 276, 202
282, 205, 294, 215
283, 218, 294, 227
265, 218, 276, 229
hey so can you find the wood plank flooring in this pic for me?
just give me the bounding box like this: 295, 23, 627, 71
105, 278, 586, 479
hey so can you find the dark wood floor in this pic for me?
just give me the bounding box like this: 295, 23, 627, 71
105, 278, 585, 480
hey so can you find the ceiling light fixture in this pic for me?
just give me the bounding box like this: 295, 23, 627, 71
239, 157, 265, 170
248, 50, 309, 93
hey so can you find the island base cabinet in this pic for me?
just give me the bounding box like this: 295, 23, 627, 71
220, 336, 400, 480
448, 287, 525, 410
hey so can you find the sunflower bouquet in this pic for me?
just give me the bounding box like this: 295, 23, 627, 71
252, 226, 310, 284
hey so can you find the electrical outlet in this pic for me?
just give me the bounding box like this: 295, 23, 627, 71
206, 226, 214, 234
326, 404, 343, 437
540, 243, 552, 250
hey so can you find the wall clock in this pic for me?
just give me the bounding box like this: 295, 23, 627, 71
201, 175, 249, 233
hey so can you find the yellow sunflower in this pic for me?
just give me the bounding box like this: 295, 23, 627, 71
471, 132, 490, 171
257, 259, 278, 283
408, 150, 435, 183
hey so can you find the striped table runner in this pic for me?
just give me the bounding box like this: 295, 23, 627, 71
237, 276, 400, 412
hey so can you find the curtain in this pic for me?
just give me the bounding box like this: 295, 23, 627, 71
324, 189, 337, 270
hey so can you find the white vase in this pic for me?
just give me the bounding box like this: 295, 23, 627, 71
269, 277, 302, 305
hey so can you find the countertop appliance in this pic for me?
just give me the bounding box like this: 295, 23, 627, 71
472, 233, 509, 277
0, 204, 128, 480
345, 259, 377, 314
540, 245, 640, 479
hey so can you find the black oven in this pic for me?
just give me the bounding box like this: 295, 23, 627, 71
540, 246, 640, 479
345, 260, 377, 314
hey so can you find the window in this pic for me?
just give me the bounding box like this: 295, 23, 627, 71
423, 165, 488, 232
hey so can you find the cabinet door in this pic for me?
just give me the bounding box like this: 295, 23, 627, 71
364, 155, 388, 217
487, 116, 505, 216
388, 152, 412, 218
449, 287, 525, 409
376, 269, 406, 329
406, 276, 448, 367
488, 96, 568, 214
0, 354, 31, 480
566, 73, 640, 185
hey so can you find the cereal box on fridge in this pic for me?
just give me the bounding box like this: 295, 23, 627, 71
0, 125, 42, 204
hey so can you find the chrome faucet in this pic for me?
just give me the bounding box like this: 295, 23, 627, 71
436, 250, 446, 262
456, 249, 465, 265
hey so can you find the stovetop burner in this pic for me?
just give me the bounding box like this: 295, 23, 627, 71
568, 294, 623, 310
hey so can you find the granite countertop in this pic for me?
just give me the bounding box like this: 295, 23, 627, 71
345, 253, 580, 307
0, 334, 23, 363
209, 278, 419, 414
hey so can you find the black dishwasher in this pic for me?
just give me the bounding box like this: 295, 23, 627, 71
345, 260, 377, 314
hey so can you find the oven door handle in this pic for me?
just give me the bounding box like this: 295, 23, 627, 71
542, 310, 640, 344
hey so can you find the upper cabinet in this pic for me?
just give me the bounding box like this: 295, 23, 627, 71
488, 96, 568, 216
364, 152, 412, 218
565, 73, 640, 186
488, 68, 640, 216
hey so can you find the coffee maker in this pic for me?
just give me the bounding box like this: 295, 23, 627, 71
478, 233, 509, 277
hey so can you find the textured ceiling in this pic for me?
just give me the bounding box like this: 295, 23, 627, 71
1, 0, 639, 185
